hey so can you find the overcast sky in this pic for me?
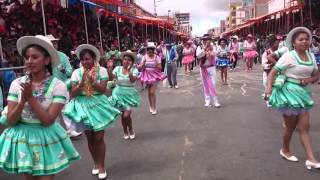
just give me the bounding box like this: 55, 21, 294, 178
135, 0, 241, 36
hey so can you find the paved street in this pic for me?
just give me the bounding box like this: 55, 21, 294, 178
2, 62, 320, 180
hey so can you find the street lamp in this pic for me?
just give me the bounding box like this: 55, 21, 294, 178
167, 10, 171, 40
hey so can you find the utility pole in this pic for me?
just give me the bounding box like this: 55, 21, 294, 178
154, 0, 157, 16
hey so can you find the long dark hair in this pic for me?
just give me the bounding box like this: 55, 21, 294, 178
22, 44, 53, 75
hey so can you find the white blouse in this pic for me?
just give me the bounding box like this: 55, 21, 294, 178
275, 50, 318, 79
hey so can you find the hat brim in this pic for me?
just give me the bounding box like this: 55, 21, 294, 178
201, 36, 212, 40
231, 36, 239, 40
50, 38, 59, 41
120, 52, 137, 62
17, 36, 60, 69
76, 44, 101, 62
146, 46, 156, 49
286, 27, 312, 50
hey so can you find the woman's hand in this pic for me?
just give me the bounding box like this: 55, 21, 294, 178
107, 60, 114, 69
21, 82, 33, 100
300, 77, 312, 86
264, 89, 272, 101
89, 75, 96, 85
127, 65, 132, 71
78, 77, 85, 89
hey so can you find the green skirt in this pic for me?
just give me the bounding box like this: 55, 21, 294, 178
111, 86, 141, 111
64, 94, 120, 132
0, 106, 8, 126
0, 122, 80, 176
269, 81, 314, 109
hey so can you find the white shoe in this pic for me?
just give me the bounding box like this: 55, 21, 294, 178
123, 134, 129, 140
174, 85, 179, 89
280, 149, 298, 162
92, 167, 99, 175
213, 97, 221, 108
306, 160, 320, 170
69, 130, 82, 138
266, 101, 272, 108
204, 103, 212, 107
152, 111, 157, 115
129, 133, 135, 140
168, 85, 173, 88
98, 171, 108, 179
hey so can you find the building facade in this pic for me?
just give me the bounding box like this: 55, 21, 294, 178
268, 0, 299, 13
227, 2, 244, 30
241, 0, 269, 20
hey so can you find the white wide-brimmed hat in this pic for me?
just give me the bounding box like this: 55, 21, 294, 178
120, 50, 137, 62
147, 42, 156, 49
17, 35, 60, 68
75, 44, 101, 62
45, 34, 59, 41
286, 27, 312, 50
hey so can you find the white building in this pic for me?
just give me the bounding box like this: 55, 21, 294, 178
268, 0, 299, 13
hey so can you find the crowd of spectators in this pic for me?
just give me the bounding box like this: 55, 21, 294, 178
0, 0, 167, 68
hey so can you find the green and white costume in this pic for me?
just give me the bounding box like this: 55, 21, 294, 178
0, 76, 80, 176
269, 50, 318, 115
111, 66, 140, 111
63, 66, 120, 132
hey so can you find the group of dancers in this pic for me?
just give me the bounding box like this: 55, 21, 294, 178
0, 34, 168, 179
1, 25, 320, 180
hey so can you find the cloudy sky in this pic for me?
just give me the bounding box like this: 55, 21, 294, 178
135, 0, 241, 36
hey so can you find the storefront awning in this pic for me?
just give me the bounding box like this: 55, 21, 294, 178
222, 4, 304, 36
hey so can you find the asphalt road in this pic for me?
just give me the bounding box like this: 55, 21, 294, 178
1, 61, 320, 180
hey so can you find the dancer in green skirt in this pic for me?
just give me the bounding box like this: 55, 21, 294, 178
63, 44, 120, 179
0, 35, 80, 180
265, 27, 320, 170
111, 50, 140, 140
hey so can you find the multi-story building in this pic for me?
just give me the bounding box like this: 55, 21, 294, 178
175, 13, 191, 35
227, 2, 243, 30
268, 0, 299, 13
242, 0, 268, 20
207, 27, 222, 37
220, 20, 226, 33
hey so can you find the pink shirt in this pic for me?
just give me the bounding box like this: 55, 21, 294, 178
142, 55, 161, 70
183, 47, 194, 56
244, 40, 256, 51
229, 42, 239, 53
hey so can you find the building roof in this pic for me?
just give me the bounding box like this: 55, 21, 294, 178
131, 2, 156, 17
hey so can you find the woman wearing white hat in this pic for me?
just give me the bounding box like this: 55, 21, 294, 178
138, 42, 166, 115
182, 39, 195, 75
64, 44, 121, 179
111, 50, 140, 140
0, 35, 80, 180
243, 34, 257, 71
266, 27, 320, 169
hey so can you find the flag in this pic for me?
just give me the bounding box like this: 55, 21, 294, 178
79, 0, 103, 8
